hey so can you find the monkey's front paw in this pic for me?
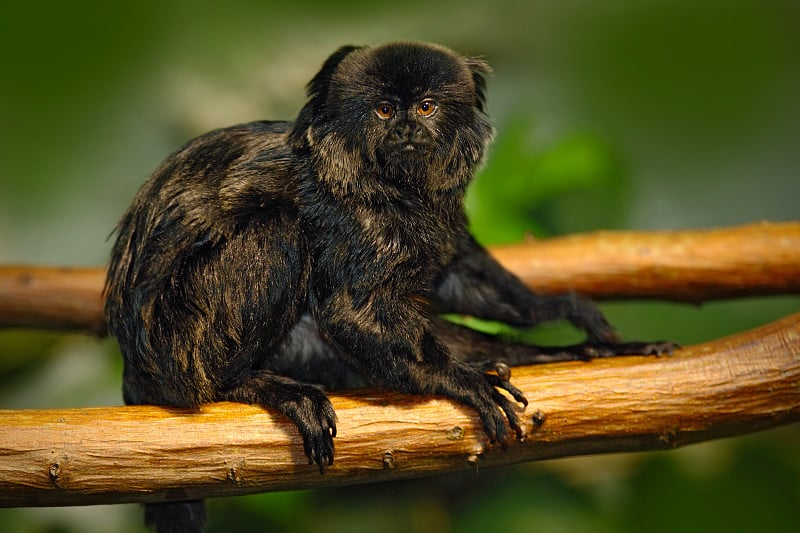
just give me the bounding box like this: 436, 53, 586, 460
280, 386, 338, 472
452, 366, 528, 444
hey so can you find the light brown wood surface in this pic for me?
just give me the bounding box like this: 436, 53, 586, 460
491, 221, 800, 301
1, 312, 798, 507
1, 221, 798, 507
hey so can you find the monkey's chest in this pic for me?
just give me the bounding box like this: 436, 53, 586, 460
357, 216, 456, 281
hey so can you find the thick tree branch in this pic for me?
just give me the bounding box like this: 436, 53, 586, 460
1, 221, 798, 508
1, 312, 798, 507
1, 222, 798, 334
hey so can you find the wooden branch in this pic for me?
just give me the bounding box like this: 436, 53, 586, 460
1, 312, 798, 507
492, 220, 800, 302
0, 266, 106, 335
0, 222, 798, 335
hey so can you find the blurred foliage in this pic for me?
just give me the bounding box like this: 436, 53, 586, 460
1, 0, 798, 532
468, 123, 628, 244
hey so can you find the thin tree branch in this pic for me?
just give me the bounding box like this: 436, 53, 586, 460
492, 220, 800, 302
1, 312, 798, 507
0, 266, 106, 335
1, 222, 799, 335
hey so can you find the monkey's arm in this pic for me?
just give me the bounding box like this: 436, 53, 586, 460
313, 288, 526, 444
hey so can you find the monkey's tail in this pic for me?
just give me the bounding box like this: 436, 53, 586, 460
144, 500, 206, 533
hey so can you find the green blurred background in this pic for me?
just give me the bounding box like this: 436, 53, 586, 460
1, 0, 798, 531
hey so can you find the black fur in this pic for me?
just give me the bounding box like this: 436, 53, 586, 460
105, 42, 672, 533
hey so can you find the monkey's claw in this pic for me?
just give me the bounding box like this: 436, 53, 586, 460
471, 359, 512, 381
280, 386, 338, 472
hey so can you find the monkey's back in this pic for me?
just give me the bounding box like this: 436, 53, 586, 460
104, 120, 311, 407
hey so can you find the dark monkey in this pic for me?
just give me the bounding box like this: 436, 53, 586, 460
105, 42, 671, 532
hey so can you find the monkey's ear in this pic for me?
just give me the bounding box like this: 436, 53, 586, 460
306, 45, 362, 102
289, 45, 363, 150
463, 57, 492, 114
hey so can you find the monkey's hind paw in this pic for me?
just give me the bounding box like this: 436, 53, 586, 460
639, 340, 681, 356
578, 340, 681, 359
278, 386, 338, 473
224, 376, 338, 472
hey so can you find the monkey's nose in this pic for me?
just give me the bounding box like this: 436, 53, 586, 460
391, 123, 423, 144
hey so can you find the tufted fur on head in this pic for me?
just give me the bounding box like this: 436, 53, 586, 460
289, 42, 494, 199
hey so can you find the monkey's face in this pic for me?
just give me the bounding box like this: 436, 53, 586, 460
292, 42, 494, 196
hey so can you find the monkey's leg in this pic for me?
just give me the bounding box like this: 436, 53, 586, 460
114, 217, 333, 530
433, 235, 677, 353
118, 213, 339, 470
433, 235, 618, 340
186, 222, 338, 470
269, 313, 365, 390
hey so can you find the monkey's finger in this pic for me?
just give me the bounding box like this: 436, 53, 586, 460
642, 340, 681, 356
470, 359, 512, 380
491, 390, 524, 441
308, 432, 335, 472
492, 361, 511, 381
477, 408, 502, 444
485, 374, 527, 406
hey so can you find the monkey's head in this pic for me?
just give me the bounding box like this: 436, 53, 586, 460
289, 42, 494, 197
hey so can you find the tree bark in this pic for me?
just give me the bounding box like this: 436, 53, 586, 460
0, 222, 798, 334
1, 311, 798, 507
492, 220, 800, 302
1, 221, 798, 508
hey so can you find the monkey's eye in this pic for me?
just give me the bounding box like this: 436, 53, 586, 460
416, 99, 438, 117
375, 102, 395, 120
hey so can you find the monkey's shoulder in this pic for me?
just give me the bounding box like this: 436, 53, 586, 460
138, 120, 299, 217
169, 120, 295, 184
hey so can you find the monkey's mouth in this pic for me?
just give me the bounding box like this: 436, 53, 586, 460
390, 140, 431, 156
379, 139, 433, 168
